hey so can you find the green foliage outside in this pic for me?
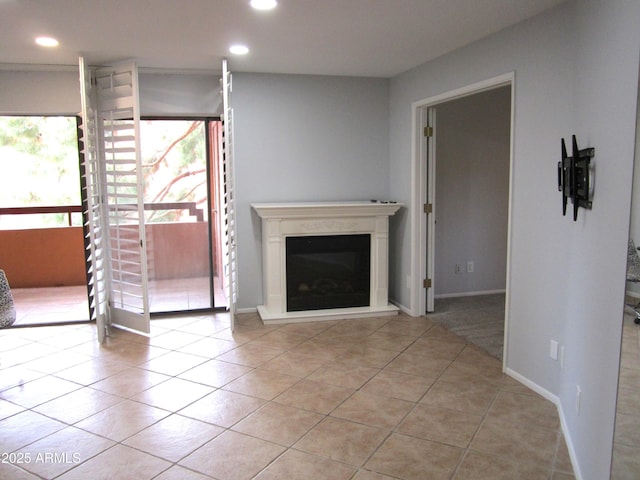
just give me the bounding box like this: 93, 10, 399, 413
0, 116, 81, 228
140, 119, 207, 223
0, 116, 208, 228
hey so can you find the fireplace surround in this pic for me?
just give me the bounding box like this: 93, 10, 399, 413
251, 201, 402, 324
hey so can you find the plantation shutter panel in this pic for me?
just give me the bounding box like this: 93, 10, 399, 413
79, 57, 109, 342
221, 59, 238, 331
94, 61, 151, 335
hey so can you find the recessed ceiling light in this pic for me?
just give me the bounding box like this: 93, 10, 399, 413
35, 36, 59, 47
229, 44, 249, 55
250, 0, 277, 10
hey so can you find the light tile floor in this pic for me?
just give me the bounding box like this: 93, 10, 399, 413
11, 286, 90, 326
11, 277, 227, 326
612, 311, 640, 479
0, 311, 575, 479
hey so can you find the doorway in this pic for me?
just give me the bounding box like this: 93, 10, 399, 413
432, 87, 511, 300
411, 73, 515, 364
139, 118, 227, 314
0, 115, 90, 326
0, 116, 228, 327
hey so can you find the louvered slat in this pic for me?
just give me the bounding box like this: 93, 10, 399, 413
79, 56, 109, 342
221, 59, 238, 332
96, 63, 150, 330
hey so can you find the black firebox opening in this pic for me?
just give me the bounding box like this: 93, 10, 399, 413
286, 234, 371, 312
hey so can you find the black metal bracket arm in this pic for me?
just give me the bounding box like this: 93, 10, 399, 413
557, 135, 595, 221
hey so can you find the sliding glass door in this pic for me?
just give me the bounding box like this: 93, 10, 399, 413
139, 118, 226, 313
0, 115, 90, 327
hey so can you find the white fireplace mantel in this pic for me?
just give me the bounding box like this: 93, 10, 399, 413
251, 201, 403, 324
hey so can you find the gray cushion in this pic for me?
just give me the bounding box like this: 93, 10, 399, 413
0, 270, 16, 328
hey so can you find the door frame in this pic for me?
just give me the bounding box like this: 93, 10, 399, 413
138, 117, 225, 315
410, 72, 515, 366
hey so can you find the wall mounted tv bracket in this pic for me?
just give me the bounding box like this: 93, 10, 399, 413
558, 135, 595, 221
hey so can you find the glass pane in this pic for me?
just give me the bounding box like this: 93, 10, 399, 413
0, 115, 88, 325
140, 120, 212, 312
0, 116, 81, 229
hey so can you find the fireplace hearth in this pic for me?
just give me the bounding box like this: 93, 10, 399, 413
251, 201, 402, 324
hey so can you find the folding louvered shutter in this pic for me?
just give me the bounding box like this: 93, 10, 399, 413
94, 62, 150, 334
221, 59, 238, 331
79, 57, 109, 343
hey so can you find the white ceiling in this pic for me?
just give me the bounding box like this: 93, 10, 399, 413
0, 0, 566, 77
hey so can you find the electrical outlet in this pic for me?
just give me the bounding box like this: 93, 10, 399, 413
467, 261, 474, 273
549, 340, 559, 360
455, 264, 461, 274
576, 385, 582, 415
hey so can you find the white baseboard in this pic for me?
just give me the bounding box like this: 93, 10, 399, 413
434, 289, 506, 299
505, 368, 583, 480
505, 367, 558, 403
389, 300, 414, 316
555, 400, 584, 480
236, 307, 258, 314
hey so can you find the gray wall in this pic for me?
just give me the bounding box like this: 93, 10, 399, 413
139, 73, 221, 116
388, 1, 640, 478
0, 69, 220, 116
0, 70, 391, 315
626, 78, 640, 298
231, 73, 391, 311
434, 87, 510, 297
2, 2, 639, 475
0, 69, 81, 114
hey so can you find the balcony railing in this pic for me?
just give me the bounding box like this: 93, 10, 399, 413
0, 202, 210, 288
0, 205, 82, 226
0, 202, 205, 226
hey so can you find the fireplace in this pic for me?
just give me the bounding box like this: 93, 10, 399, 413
286, 234, 371, 312
251, 201, 402, 324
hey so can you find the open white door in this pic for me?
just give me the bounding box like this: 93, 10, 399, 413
221, 59, 238, 331
79, 57, 109, 342
94, 62, 150, 335
425, 107, 436, 313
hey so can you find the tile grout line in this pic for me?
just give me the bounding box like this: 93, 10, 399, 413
1, 301, 574, 479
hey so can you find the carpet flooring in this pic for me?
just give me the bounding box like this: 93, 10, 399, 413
428, 293, 505, 360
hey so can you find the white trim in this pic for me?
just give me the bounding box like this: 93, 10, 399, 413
425, 107, 436, 312
257, 305, 398, 325
410, 71, 516, 369
504, 75, 517, 372
556, 400, 584, 480
505, 368, 557, 403
236, 307, 258, 314
251, 201, 402, 324
434, 289, 506, 299
506, 368, 583, 480
390, 300, 413, 316
251, 201, 402, 219
409, 106, 422, 318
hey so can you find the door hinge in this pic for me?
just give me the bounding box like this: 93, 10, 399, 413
423, 278, 432, 289
424, 126, 433, 137
423, 203, 433, 214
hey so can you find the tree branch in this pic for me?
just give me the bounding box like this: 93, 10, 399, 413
142, 120, 201, 172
